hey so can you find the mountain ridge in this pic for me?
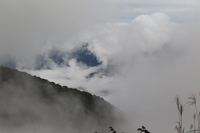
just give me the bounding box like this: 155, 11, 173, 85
0, 66, 125, 133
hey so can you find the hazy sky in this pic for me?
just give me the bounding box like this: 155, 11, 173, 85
1, 0, 200, 133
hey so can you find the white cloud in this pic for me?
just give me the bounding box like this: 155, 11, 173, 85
114, 0, 197, 5
116, 0, 199, 23
0, 0, 116, 62
22, 11, 178, 90
2, 0, 200, 133
86, 13, 176, 66
25, 12, 182, 98
22, 10, 200, 133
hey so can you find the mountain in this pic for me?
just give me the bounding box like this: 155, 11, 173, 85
0, 66, 126, 133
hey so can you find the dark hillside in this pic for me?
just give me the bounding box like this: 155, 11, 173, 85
0, 66, 125, 133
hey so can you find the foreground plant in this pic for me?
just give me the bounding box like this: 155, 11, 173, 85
187, 93, 200, 133
175, 93, 200, 133
109, 126, 117, 133
137, 126, 150, 133
175, 95, 185, 133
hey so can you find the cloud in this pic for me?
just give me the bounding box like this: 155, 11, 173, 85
1, 0, 200, 133
87, 13, 175, 65
21, 10, 200, 133
114, 0, 197, 5
116, 0, 199, 23
23, 12, 181, 95
0, 0, 116, 63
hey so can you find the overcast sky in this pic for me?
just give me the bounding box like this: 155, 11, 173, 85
1, 0, 200, 133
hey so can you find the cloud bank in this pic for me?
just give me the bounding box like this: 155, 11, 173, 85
0, 0, 115, 62
21, 11, 200, 133
1, 0, 200, 133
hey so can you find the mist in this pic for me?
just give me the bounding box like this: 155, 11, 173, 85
0, 67, 132, 133
0, 0, 200, 133
0, 0, 116, 63
23, 10, 200, 133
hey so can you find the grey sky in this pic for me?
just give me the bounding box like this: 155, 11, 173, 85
0, 0, 115, 62
1, 0, 200, 133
